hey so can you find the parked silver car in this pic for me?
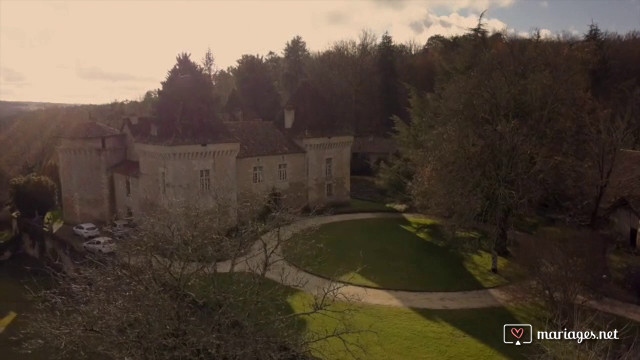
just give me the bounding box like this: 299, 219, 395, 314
73, 223, 100, 238
83, 237, 116, 254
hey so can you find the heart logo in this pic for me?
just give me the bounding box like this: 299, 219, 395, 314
511, 328, 524, 339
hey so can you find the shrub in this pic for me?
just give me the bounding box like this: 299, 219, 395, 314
9, 173, 57, 218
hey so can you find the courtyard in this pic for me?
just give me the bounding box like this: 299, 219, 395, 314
283, 217, 513, 291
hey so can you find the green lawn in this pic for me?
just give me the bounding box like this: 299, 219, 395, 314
331, 199, 399, 214
606, 246, 640, 302
284, 218, 513, 291
289, 290, 534, 360
195, 272, 533, 360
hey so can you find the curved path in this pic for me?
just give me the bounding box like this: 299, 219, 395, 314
216, 212, 640, 321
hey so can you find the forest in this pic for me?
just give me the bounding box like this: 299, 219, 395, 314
0, 22, 639, 218
2, 18, 640, 360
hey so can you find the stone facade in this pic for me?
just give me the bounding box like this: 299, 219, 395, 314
300, 136, 352, 207
56, 123, 126, 224
236, 153, 307, 218
57, 119, 353, 225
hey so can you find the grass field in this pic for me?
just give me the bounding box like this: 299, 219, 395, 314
330, 198, 399, 214
289, 291, 533, 360
196, 273, 533, 360
284, 218, 513, 291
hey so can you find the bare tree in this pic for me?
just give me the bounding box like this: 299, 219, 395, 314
513, 228, 608, 329
19, 202, 362, 360
583, 90, 640, 225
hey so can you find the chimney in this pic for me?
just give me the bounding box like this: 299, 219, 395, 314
284, 107, 295, 129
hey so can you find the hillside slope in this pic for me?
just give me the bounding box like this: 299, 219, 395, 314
0, 101, 151, 201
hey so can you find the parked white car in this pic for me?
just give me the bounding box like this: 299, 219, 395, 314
73, 223, 100, 238
83, 237, 116, 254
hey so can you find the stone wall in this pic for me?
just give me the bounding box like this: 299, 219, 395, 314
113, 173, 139, 219
301, 136, 353, 208
135, 142, 240, 223
59, 130, 354, 225
236, 153, 307, 218
57, 135, 126, 224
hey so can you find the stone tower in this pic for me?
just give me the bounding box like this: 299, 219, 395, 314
56, 122, 126, 224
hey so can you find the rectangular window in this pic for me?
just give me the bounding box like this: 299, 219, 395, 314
326, 183, 334, 197
199, 169, 210, 191
253, 166, 264, 184
160, 170, 166, 195
325, 158, 333, 178
125, 176, 131, 197
278, 163, 287, 182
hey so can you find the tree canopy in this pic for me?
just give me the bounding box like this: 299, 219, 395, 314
392, 22, 640, 271
232, 55, 281, 121
155, 53, 217, 136
282, 35, 310, 98
9, 173, 57, 218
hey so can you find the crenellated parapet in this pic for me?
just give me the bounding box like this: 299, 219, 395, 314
303, 140, 353, 151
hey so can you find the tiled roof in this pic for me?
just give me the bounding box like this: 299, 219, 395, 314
111, 160, 140, 177
122, 116, 154, 140
602, 149, 640, 214
63, 121, 121, 139
122, 117, 234, 145
352, 136, 397, 154
225, 120, 305, 158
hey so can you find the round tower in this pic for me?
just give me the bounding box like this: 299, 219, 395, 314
56, 121, 126, 224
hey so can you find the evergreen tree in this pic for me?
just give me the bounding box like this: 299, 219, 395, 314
201, 47, 216, 83
377, 32, 402, 133
155, 53, 216, 136
232, 55, 281, 121
282, 35, 310, 98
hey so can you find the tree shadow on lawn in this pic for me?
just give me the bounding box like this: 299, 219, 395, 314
413, 306, 538, 360
285, 217, 534, 358
359, 220, 530, 358
289, 217, 510, 292
199, 275, 530, 359
196, 272, 308, 333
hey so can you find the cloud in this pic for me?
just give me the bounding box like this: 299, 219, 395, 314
326, 10, 349, 25
75, 64, 156, 83
0, 87, 14, 97
0, 0, 518, 103
371, 0, 515, 12
408, 12, 509, 38
540, 1, 549, 8
539, 28, 553, 38
372, 0, 408, 11
508, 28, 554, 39
1, 67, 26, 82
409, 20, 425, 34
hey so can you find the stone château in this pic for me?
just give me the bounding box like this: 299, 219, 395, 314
56, 94, 353, 224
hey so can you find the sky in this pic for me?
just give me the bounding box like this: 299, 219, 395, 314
1, 0, 639, 104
